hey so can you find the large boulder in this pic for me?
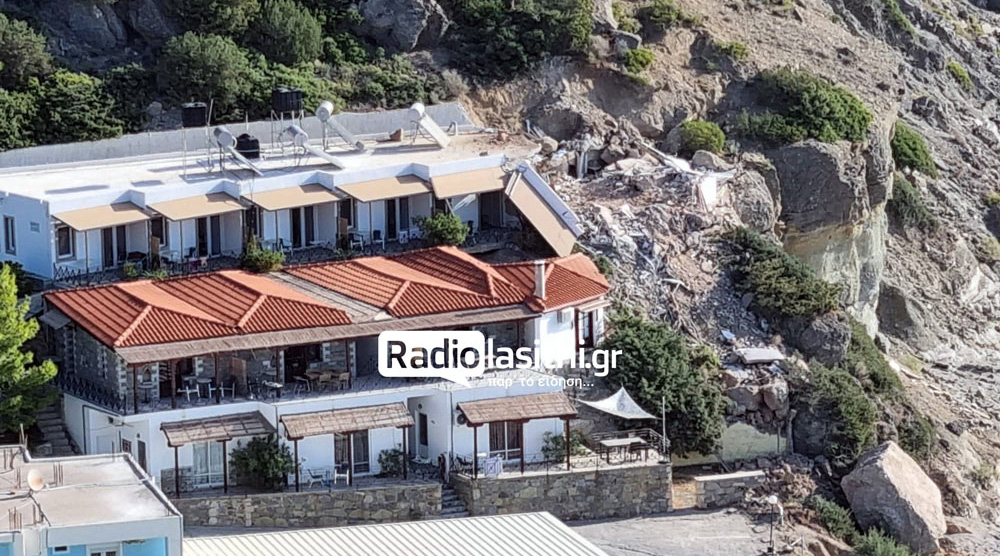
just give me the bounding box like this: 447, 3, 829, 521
592, 0, 619, 32
877, 282, 936, 349
730, 169, 777, 233
841, 441, 947, 554
358, 0, 449, 52
779, 311, 851, 366
118, 0, 178, 46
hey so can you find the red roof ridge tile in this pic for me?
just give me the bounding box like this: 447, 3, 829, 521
116, 280, 225, 324
236, 294, 268, 329
386, 281, 411, 312
114, 305, 153, 346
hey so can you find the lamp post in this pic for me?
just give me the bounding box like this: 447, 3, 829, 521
767, 494, 779, 554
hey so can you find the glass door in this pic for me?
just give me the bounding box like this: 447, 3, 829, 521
488, 421, 523, 460
335, 432, 371, 474
192, 441, 224, 487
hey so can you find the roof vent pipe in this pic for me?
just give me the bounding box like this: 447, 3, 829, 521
534, 260, 546, 299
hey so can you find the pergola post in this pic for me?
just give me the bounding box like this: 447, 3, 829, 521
401, 427, 408, 480
344, 340, 352, 388
564, 418, 571, 471
368, 203, 373, 249
221, 440, 229, 494
214, 353, 221, 404
519, 423, 525, 475
294, 439, 300, 492
170, 360, 177, 409
173, 446, 180, 499
472, 425, 478, 480
347, 433, 354, 487
131, 366, 139, 415
84, 233, 90, 281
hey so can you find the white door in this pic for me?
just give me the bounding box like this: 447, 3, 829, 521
192, 441, 224, 487
418, 413, 429, 459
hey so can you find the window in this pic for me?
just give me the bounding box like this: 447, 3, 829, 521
339, 198, 355, 227
150, 216, 168, 247
121, 439, 132, 455
4, 216, 15, 255
88, 544, 120, 556
557, 308, 574, 324
56, 226, 74, 259
52, 548, 69, 554
192, 441, 224, 487
335, 431, 370, 474
488, 421, 523, 460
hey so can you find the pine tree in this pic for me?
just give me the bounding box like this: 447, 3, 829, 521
0, 265, 57, 433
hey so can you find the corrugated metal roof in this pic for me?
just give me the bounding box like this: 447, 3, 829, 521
183, 512, 609, 556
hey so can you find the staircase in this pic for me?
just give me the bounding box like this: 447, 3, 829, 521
441, 485, 469, 518
35, 399, 77, 457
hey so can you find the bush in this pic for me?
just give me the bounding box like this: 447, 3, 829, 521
333, 54, 447, 109
854, 529, 914, 556
841, 319, 902, 398
444, 0, 593, 78
415, 212, 468, 246
142, 268, 169, 280
541, 430, 588, 462
727, 227, 842, 319
714, 40, 748, 61
623, 47, 655, 74
888, 174, 936, 230
167, 0, 261, 36
985, 192, 1000, 207
891, 121, 937, 178
805, 495, 858, 544
593, 254, 614, 277
679, 120, 725, 156
736, 110, 807, 145
974, 234, 1000, 264
600, 314, 724, 455
376, 448, 404, 478
898, 414, 935, 461
249, 0, 323, 66
946, 61, 974, 92
805, 364, 878, 468
243, 56, 342, 117
30, 71, 123, 145
0, 89, 37, 151
971, 463, 997, 489
613, 1, 641, 33
229, 434, 293, 490
882, 0, 915, 36
0, 13, 52, 90
158, 33, 254, 116
240, 237, 285, 272
639, 0, 701, 34
741, 69, 873, 144
1, 261, 32, 297
102, 64, 157, 133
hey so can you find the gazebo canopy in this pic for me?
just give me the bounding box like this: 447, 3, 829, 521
577, 387, 656, 420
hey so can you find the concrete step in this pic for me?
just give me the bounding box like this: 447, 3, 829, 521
40, 425, 66, 435
441, 511, 469, 519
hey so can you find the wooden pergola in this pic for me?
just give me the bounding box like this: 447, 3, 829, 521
457, 392, 577, 478
160, 411, 275, 498
280, 402, 414, 491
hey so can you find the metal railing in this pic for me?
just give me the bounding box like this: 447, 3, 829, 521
590, 428, 671, 457
449, 447, 661, 480
55, 374, 127, 414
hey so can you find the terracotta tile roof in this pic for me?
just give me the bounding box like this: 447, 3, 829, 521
286, 246, 608, 318
458, 392, 577, 426
161, 411, 276, 447
281, 403, 414, 440
45, 271, 351, 347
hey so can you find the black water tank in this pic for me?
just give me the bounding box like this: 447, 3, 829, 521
181, 102, 208, 128
236, 134, 261, 159
271, 87, 303, 113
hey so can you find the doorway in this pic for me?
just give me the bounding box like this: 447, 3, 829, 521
335, 432, 370, 474
417, 413, 429, 459
210, 215, 221, 256
385, 199, 397, 240
196, 217, 208, 257
192, 441, 224, 487
479, 191, 503, 229
291, 207, 303, 248
137, 440, 147, 472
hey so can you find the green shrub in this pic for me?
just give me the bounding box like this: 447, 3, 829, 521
600, 314, 724, 455
249, 0, 323, 66
974, 235, 1000, 264
727, 227, 842, 319
102, 64, 157, 133
891, 121, 937, 178
376, 448, 404, 477
0, 13, 53, 90
415, 212, 468, 246
613, 1, 642, 33
639, 0, 701, 34
332, 54, 447, 109
167, 0, 261, 36
888, 174, 936, 230
714, 40, 748, 61
240, 237, 285, 272
898, 414, 935, 461
854, 529, 914, 556
623, 47, 655, 73
444, 0, 593, 78
123, 263, 140, 281
882, 0, 915, 36
541, 430, 588, 462
985, 192, 1000, 207
142, 269, 168, 280
158, 32, 253, 116
806, 364, 878, 468
841, 319, 902, 398
30, 71, 123, 145
1, 261, 32, 297
243, 56, 342, 116
805, 495, 858, 544
946, 61, 975, 92
742, 69, 873, 144
971, 463, 997, 489
593, 254, 614, 277
735, 110, 807, 145
229, 434, 293, 491
0, 89, 37, 151
679, 120, 726, 156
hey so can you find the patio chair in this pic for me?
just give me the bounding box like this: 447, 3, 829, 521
331, 464, 349, 485
219, 380, 236, 399
315, 371, 334, 391
349, 233, 364, 251
372, 230, 386, 251
337, 371, 351, 390
178, 383, 200, 402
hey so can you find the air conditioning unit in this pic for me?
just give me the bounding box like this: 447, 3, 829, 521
453, 408, 467, 426
557, 308, 574, 324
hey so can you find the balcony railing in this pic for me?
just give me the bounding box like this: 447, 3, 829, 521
55, 374, 128, 414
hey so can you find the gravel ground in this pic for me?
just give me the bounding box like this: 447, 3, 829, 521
571, 509, 773, 556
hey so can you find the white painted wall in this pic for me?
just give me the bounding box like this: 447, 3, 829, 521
0, 195, 52, 278
526, 311, 578, 368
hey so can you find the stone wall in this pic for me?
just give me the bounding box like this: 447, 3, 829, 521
694, 470, 766, 509
452, 462, 671, 520
174, 481, 441, 528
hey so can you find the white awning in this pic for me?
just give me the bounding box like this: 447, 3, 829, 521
53, 202, 150, 232
148, 193, 245, 221
577, 387, 656, 420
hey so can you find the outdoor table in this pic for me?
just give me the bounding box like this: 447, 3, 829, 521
196, 377, 213, 398
262, 380, 284, 399
599, 437, 647, 463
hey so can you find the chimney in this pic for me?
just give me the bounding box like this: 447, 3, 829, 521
534, 260, 546, 299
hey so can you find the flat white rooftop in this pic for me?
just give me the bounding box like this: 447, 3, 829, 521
0, 446, 179, 528
183, 512, 610, 556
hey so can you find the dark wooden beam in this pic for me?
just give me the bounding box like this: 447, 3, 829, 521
401, 427, 408, 480
294, 439, 300, 492
214, 353, 221, 404
131, 366, 139, 415
173, 446, 180, 499
472, 425, 478, 480
170, 360, 177, 409
347, 433, 354, 487
564, 418, 571, 471
222, 440, 229, 494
